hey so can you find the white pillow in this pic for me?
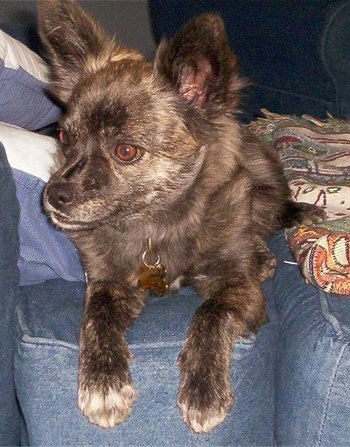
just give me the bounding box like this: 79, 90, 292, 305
0, 122, 84, 285
0, 122, 57, 181
0, 28, 49, 80
0, 29, 61, 130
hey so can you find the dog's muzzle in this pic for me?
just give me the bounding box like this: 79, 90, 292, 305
45, 182, 75, 213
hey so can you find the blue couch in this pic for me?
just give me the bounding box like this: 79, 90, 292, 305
150, 0, 350, 121
1, 1, 350, 445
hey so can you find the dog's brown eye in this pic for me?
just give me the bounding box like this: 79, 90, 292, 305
114, 144, 142, 164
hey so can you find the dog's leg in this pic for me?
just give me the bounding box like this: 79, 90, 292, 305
178, 273, 266, 433
280, 199, 326, 227
255, 236, 277, 281
78, 281, 145, 428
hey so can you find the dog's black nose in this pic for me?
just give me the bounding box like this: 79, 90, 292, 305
46, 183, 74, 210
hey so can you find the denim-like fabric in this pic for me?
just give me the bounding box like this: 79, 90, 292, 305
270, 232, 350, 446
15, 278, 277, 446
15, 232, 350, 445
0, 143, 21, 445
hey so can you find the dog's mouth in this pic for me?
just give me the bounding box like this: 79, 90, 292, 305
47, 206, 100, 231
43, 186, 108, 231
49, 210, 86, 231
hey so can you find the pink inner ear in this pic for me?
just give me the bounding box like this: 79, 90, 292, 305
179, 58, 212, 107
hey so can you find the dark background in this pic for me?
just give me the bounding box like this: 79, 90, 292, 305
0, 0, 156, 59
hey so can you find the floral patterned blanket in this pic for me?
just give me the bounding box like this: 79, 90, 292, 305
250, 110, 350, 295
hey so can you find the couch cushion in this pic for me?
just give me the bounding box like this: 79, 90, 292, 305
269, 232, 350, 446
15, 279, 277, 446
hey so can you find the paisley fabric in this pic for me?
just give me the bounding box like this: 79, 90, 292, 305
250, 111, 350, 294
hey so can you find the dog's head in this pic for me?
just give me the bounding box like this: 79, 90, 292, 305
39, 0, 244, 230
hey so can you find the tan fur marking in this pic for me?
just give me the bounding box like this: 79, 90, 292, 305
110, 52, 143, 63
85, 46, 142, 74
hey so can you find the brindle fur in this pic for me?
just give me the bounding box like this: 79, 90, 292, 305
38, 0, 324, 433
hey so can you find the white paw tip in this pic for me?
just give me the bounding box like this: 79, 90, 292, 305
78, 384, 137, 428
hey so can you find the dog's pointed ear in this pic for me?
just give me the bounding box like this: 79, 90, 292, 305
154, 13, 245, 112
37, 0, 141, 103
37, 0, 110, 102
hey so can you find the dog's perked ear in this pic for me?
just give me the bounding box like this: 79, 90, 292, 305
154, 13, 246, 113
37, 0, 142, 103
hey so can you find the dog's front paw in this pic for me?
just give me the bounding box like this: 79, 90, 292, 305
177, 378, 233, 433
78, 382, 137, 428
177, 348, 233, 433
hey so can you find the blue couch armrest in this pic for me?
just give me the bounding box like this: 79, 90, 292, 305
14, 279, 279, 445
149, 0, 350, 120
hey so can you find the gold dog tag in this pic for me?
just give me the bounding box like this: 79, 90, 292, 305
137, 239, 168, 296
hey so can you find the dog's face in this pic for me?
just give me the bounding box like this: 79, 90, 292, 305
45, 60, 204, 230
39, 0, 244, 231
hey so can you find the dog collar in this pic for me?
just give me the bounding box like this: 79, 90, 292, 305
137, 238, 168, 296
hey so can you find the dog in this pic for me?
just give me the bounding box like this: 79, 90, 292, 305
38, 0, 324, 433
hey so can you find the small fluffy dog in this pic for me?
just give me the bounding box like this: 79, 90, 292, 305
39, 0, 323, 433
